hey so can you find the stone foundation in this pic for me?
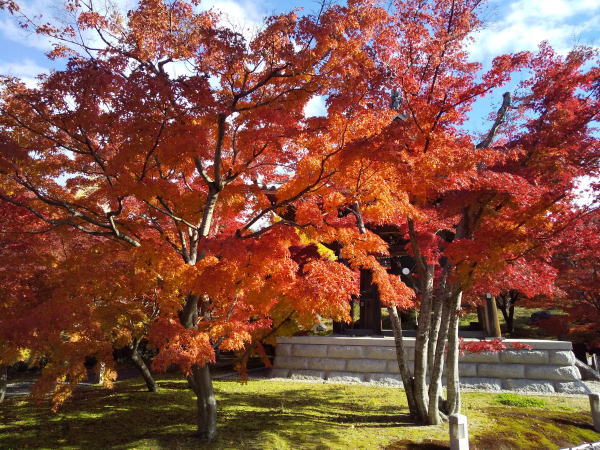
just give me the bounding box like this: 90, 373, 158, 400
272, 336, 591, 394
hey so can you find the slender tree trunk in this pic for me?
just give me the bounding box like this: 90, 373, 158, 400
446, 291, 463, 416
176, 187, 220, 440
188, 364, 217, 441
507, 305, 515, 335
0, 365, 7, 403
198, 190, 219, 242
129, 341, 158, 392
413, 264, 434, 423
497, 297, 510, 325
428, 266, 448, 372
387, 306, 418, 417
427, 294, 452, 425
427, 296, 443, 373
94, 362, 106, 384
497, 293, 517, 335
180, 294, 217, 441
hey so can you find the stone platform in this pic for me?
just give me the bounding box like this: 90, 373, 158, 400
272, 335, 591, 394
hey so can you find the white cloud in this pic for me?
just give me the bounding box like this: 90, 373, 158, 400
0, 58, 48, 86
0, 15, 51, 52
0, 0, 141, 55
198, 0, 266, 40
0, 0, 270, 58
469, 0, 600, 61
303, 95, 327, 118
0, 0, 62, 52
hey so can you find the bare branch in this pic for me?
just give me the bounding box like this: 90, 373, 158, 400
239, 218, 311, 239
407, 217, 427, 274
144, 198, 199, 230
139, 119, 167, 181
347, 201, 367, 234
476, 92, 511, 149
194, 157, 213, 186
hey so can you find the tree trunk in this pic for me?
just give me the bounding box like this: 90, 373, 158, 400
387, 306, 418, 417
427, 296, 443, 374
180, 293, 217, 441
497, 295, 510, 328
130, 341, 158, 392
446, 291, 463, 416
0, 365, 7, 403
428, 267, 448, 372
507, 304, 515, 335
188, 364, 217, 441
497, 293, 517, 335
413, 264, 434, 423
427, 294, 452, 425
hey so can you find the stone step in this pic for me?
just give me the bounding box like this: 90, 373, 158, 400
272, 336, 590, 395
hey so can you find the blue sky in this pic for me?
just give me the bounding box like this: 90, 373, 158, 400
0, 0, 599, 131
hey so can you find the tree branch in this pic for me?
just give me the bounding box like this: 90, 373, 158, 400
476, 92, 511, 149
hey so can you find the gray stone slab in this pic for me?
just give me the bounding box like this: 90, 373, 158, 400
386, 360, 414, 374
478, 363, 525, 379
327, 345, 364, 359
347, 358, 388, 373
549, 350, 576, 366
460, 352, 501, 363
270, 368, 290, 378
306, 357, 347, 372
276, 344, 293, 357
364, 346, 397, 360
289, 370, 326, 380
274, 355, 308, 370
278, 336, 400, 346
365, 373, 402, 384
293, 344, 328, 358
459, 363, 478, 377
277, 336, 573, 350
386, 360, 400, 373
459, 377, 503, 391
500, 350, 549, 365
525, 365, 580, 381
502, 339, 572, 350
503, 379, 555, 393
553, 381, 591, 394
326, 371, 365, 383
444, 364, 477, 377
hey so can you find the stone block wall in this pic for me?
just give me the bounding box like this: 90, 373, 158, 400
272, 336, 590, 394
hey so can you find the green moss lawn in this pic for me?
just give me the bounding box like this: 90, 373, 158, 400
1, 376, 598, 449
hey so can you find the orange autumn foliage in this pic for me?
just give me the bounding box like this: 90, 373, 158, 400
0, 0, 597, 433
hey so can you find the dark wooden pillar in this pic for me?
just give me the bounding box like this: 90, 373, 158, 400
483, 294, 502, 338
358, 269, 382, 335
477, 307, 488, 334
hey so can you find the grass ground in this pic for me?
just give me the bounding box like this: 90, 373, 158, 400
1, 376, 599, 449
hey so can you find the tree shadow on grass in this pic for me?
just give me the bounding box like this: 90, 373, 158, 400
0, 378, 419, 449
385, 440, 449, 449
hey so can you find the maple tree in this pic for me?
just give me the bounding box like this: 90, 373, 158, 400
0, 197, 165, 402
0, 0, 376, 439
531, 208, 600, 349
467, 257, 558, 334
0, 0, 598, 436
283, 0, 599, 425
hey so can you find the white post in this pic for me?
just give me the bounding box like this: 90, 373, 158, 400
590, 393, 600, 432
449, 413, 469, 450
